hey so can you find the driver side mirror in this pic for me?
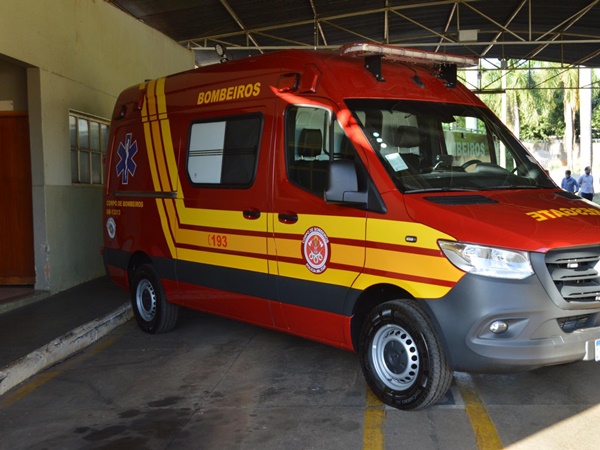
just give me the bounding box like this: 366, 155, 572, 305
324, 160, 368, 206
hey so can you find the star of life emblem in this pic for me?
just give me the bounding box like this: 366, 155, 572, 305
116, 133, 138, 184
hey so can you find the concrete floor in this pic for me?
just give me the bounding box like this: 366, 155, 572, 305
2, 306, 600, 450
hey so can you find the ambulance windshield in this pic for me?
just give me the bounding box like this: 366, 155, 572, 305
347, 100, 556, 193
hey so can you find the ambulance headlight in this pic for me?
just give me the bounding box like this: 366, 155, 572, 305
438, 241, 533, 280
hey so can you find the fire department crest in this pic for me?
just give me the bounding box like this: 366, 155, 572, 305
106, 217, 116, 239
301, 227, 330, 274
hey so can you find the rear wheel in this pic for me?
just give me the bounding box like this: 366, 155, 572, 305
130, 264, 179, 334
359, 299, 452, 410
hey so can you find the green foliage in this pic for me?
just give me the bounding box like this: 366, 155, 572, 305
593, 107, 600, 137
593, 71, 600, 137
473, 62, 599, 141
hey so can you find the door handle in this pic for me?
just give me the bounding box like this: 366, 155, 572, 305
243, 209, 261, 220
278, 212, 298, 224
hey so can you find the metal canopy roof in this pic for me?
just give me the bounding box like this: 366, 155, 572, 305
108, 0, 600, 67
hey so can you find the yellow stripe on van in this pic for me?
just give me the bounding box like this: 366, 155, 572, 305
163, 198, 180, 240
156, 77, 168, 115
277, 261, 362, 287
367, 219, 454, 250
151, 120, 173, 192
177, 248, 270, 274
141, 78, 176, 258
160, 117, 180, 193
177, 206, 268, 233
332, 243, 368, 268
273, 214, 367, 241
155, 77, 181, 193
156, 199, 177, 258
177, 229, 268, 255
353, 273, 455, 298
365, 248, 463, 283
145, 79, 158, 120
142, 122, 160, 191
147, 80, 173, 193
267, 237, 279, 275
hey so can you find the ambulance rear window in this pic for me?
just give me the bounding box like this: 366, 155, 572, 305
187, 114, 262, 186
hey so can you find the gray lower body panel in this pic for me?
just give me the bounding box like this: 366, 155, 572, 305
421, 273, 600, 373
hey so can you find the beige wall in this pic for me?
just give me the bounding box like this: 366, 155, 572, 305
0, 0, 194, 291
0, 57, 28, 110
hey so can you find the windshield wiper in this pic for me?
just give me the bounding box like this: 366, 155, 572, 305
405, 187, 480, 194
484, 185, 545, 190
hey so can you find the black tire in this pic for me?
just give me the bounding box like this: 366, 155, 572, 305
359, 299, 452, 410
130, 264, 179, 334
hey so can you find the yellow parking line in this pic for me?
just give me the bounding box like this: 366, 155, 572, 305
0, 370, 62, 408
0, 335, 119, 409
363, 387, 385, 450
455, 374, 504, 450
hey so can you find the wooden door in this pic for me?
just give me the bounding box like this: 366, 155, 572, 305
0, 111, 35, 285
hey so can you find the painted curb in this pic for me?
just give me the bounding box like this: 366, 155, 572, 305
0, 303, 132, 397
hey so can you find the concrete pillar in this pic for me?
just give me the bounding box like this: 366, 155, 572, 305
466, 69, 479, 131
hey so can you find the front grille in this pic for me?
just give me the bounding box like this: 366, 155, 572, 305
545, 248, 600, 303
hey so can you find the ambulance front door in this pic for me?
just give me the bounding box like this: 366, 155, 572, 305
270, 103, 367, 346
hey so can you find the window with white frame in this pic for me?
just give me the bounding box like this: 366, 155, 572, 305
70, 111, 109, 184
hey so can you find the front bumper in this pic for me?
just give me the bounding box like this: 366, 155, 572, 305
422, 271, 600, 373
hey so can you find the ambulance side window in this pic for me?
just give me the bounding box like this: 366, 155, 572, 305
286, 106, 357, 196
285, 106, 328, 195
187, 114, 262, 186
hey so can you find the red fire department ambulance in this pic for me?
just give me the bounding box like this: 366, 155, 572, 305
103, 43, 600, 410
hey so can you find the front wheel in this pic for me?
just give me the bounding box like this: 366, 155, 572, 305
130, 264, 179, 334
359, 299, 452, 410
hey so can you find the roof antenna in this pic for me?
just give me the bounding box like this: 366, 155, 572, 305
402, 63, 424, 88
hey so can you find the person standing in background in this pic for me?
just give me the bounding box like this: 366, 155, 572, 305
561, 170, 578, 193
578, 166, 594, 201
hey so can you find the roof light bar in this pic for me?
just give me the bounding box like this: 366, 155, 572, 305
339, 43, 478, 68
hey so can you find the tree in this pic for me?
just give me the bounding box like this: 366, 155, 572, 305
592, 70, 600, 137
477, 61, 555, 139
559, 69, 580, 169
475, 61, 583, 168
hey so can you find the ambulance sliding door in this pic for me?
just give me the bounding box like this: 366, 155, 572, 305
175, 107, 276, 327
271, 103, 367, 345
